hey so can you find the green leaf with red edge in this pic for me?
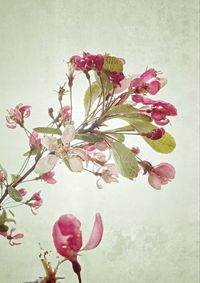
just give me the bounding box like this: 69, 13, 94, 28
110, 141, 138, 180
103, 56, 123, 72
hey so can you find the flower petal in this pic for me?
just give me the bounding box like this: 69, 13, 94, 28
82, 213, 103, 251
69, 157, 83, 172
34, 154, 58, 174
148, 172, 161, 190
61, 125, 76, 144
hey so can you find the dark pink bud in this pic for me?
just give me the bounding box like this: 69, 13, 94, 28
146, 128, 165, 140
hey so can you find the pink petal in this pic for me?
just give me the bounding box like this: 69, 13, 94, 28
140, 68, 157, 82
82, 213, 103, 251
154, 163, 175, 179
148, 80, 161, 95
34, 154, 58, 174
114, 76, 134, 94
148, 172, 162, 190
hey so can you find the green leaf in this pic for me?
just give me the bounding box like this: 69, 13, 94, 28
8, 186, 22, 202
0, 210, 7, 225
110, 141, 138, 179
103, 55, 123, 72
125, 119, 176, 154
0, 224, 9, 232
84, 82, 102, 115
33, 127, 62, 135
63, 158, 73, 172
95, 72, 113, 95
75, 133, 104, 143
144, 132, 176, 154
109, 125, 136, 132
104, 104, 138, 118
107, 133, 125, 142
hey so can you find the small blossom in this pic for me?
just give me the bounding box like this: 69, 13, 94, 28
58, 106, 71, 123
148, 162, 175, 190
108, 72, 125, 86
40, 171, 56, 184
29, 131, 43, 149
1, 228, 24, 246
27, 191, 43, 212
130, 68, 166, 95
70, 52, 104, 73
18, 188, 27, 197
131, 147, 140, 155
6, 103, 31, 129
52, 213, 103, 261
41, 136, 58, 152
97, 164, 119, 189
145, 128, 165, 140
132, 94, 177, 125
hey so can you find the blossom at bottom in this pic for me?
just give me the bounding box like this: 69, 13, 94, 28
52, 213, 103, 261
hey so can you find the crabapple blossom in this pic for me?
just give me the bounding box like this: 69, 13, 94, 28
6, 104, 31, 129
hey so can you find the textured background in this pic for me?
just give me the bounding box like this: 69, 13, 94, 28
0, 1, 199, 282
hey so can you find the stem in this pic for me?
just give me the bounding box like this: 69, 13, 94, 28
69, 85, 73, 122
0, 153, 42, 204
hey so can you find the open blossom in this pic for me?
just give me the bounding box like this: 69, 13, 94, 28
70, 52, 104, 73
132, 94, 177, 125
148, 162, 175, 190
58, 106, 71, 123
0, 228, 24, 246
6, 103, 31, 129
130, 68, 167, 95
97, 164, 119, 189
40, 171, 56, 184
52, 213, 103, 261
27, 191, 43, 212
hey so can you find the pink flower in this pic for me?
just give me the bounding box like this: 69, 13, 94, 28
27, 191, 43, 213
58, 106, 71, 123
18, 188, 27, 197
130, 68, 166, 95
70, 52, 104, 73
29, 131, 43, 148
1, 228, 24, 246
52, 213, 103, 261
132, 94, 177, 125
148, 162, 175, 190
34, 154, 58, 175
97, 164, 119, 189
108, 72, 125, 86
145, 128, 165, 140
6, 103, 31, 129
40, 171, 56, 184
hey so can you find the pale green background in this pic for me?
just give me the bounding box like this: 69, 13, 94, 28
0, 0, 199, 282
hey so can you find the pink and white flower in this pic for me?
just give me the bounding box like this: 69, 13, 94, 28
6, 103, 31, 129
40, 171, 56, 184
130, 68, 167, 95
147, 162, 175, 190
